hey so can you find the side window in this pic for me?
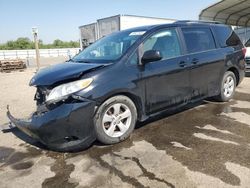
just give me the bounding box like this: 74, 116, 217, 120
213, 26, 242, 47
143, 29, 181, 60
182, 27, 216, 54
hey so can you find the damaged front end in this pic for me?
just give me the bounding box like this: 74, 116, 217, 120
7, 88, 97, 151
6, 62, 109, 151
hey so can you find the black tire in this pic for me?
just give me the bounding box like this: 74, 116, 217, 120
216, 71, 236, 102
94, 95, 137, 144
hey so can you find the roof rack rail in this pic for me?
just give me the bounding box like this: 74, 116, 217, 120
175, 20, 222, 24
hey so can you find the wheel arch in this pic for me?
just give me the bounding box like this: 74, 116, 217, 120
96, 91, 145, 122
227, 67, 240, 86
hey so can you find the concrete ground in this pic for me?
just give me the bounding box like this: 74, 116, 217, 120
0, 69, 250, 188
25, 56, 69, 68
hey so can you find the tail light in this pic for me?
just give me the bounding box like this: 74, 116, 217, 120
242, 47, 247, 58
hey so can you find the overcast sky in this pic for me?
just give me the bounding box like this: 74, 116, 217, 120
0, 0, 217, 44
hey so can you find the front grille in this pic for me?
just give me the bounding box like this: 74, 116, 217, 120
35, 87, 50, 105
34, 86, 81, 114
34, 87, 61, 114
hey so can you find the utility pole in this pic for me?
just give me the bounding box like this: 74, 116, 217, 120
32, 27, 40, 71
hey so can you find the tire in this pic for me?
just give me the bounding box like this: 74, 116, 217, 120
94, 95, 137, 144
216, 71, 236, 102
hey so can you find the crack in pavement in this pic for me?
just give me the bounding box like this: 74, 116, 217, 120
112, 152, 175, 188
95, 153, 147, 188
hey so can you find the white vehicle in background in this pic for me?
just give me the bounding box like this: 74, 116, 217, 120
246, 39, 250, 73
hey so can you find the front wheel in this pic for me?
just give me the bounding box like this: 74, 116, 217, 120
216, 71, 236, 102
94, 95, 137, 144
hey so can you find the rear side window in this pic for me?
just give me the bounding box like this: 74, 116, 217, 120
182, 27, 216, 54
213, 26, 242, 47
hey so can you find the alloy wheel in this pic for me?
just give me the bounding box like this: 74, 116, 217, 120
223, 75, 235, 98
102, 103, 132, 138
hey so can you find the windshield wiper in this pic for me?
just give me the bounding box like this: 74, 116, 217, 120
72, 59, 91, 63
66, 59, 90, 63
66, 58, 75, 62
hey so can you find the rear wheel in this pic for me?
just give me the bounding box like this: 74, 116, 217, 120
94, 95, 137, 144
216, 71, 236, 102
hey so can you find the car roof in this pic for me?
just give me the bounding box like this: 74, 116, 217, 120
123, 20, 228, 33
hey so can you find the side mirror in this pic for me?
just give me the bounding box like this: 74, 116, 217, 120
141, 50, 162, 65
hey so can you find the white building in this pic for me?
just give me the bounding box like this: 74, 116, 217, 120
79, 14, 175, 49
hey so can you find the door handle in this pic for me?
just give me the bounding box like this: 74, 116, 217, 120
191, 58, 199, 65
179, 61, 187, 67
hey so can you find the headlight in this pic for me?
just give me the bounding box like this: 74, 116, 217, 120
46, 78, 93, 103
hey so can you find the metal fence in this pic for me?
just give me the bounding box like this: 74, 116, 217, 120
0, 48, 80, 60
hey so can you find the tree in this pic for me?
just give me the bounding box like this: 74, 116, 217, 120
16, 38, 33, 49
53, 39, 64, 47
6, 41, 15, 49
0, 38, 79, 50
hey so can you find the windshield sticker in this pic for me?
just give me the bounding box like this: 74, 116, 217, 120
129, 31, 146, 36
154, 31, 172, 38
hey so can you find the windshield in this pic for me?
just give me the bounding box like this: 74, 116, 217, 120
73, 30, 146, 62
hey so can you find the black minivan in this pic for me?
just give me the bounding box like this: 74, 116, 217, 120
8, 21, 246, 151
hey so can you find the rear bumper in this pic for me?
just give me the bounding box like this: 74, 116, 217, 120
7, 99, 97, 151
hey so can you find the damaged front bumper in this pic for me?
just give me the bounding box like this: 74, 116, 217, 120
7, 98, 97, 151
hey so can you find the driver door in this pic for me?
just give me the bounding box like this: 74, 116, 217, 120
141, 28, 191, 114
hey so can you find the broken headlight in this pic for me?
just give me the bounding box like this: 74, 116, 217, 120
46, 78, 93, 103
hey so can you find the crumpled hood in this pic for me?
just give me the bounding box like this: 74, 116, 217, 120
30, 62, 107, 86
